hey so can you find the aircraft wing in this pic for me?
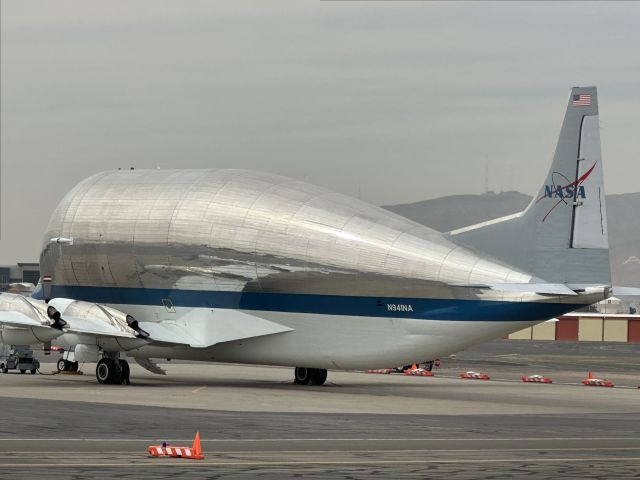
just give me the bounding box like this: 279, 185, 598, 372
0, 312, 140, 340
0, 292, 292, 349
0, 307, 65, 344
59, 315, 140, 338
0, 311, 49, 328
139, 308, 294, 348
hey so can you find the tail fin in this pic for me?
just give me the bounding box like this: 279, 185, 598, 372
449, 87, 610, 286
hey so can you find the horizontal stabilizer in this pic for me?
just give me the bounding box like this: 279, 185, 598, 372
492, 283, 578, 296
454, 283, 578, 296
141, 309, 293, 348
613, 286, 640, 296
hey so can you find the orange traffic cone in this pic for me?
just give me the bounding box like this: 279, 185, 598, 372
192, 431, 204, 460
411, 364, 418, 371
587, 372, 594, 379
148, 432, 204, 460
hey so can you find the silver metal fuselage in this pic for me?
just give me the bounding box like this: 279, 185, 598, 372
36, 169, 596, 368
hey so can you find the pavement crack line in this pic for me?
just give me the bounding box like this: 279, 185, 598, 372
2, 457, 640, 468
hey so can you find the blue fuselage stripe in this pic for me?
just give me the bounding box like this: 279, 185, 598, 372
35, 285, 582, 322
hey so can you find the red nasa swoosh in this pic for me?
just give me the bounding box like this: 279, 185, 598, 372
536, 162, 597, 222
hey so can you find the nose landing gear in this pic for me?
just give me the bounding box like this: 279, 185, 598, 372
57, 358, 79, 372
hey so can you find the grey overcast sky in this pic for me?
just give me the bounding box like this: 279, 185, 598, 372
1, 1, 639, 264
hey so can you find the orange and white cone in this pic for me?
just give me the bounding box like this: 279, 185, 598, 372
148, 432, 204, 460
191, 431, 204, 460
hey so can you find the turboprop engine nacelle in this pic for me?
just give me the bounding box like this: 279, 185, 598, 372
47, 298, 149, 352
0, 293, 65, 344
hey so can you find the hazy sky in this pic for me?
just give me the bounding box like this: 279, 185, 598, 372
1, 1, 639, 263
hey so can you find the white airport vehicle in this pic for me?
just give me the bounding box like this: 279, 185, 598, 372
0, 344, 40, 374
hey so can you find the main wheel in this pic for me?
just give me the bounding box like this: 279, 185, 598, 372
96, 358, 118, 384
310, 368, 328, 386
120, 360, 130, 385
294, 367, 311, 385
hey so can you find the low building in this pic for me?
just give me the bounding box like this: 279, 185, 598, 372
509, 313, 640, 343
0, 263, 40, 292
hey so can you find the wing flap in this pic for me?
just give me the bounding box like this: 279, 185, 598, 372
134, 357, 167, 375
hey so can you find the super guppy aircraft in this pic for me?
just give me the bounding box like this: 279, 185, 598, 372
0, 87, 611, 385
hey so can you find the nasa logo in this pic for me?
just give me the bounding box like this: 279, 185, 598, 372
387, 304, 414, 312
535, 162, 597, 223
543, 185, 586, 199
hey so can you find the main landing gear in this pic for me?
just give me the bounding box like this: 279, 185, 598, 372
294, 367, 327, 386
96, 357, 131, 385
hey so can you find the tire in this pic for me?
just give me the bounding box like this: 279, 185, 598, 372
30, 368, 37, 374
1, 364, 6, 374
96, 358, 118, 384
70, 362, 79, 372
120, 360, 130, 384
112, 362, 124, 384
20, 369, 26, 374
57, 358, 67, 372
309, 368, 328, 386
294, 367, 311, 385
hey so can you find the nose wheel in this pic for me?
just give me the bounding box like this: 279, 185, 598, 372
294, 367, 327, 386
57, 359, 79, 372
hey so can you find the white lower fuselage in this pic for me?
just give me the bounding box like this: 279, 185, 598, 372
53, 304, 538, 369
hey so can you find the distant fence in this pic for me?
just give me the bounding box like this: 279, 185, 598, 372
508, 313, 640, 343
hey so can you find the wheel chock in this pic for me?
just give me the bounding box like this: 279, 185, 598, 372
582, 372, 614, 387
460, 371, 490, 380
403, 365, 434, 377
149, 431, 204, 460
521, 374, 553, 383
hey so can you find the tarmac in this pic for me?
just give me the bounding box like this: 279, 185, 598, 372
0, 340, 639, 479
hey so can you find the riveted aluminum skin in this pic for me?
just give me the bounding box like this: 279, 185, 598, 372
40, 169, 535, 302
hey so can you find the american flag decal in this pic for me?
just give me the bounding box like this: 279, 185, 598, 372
572, 93, 591, 107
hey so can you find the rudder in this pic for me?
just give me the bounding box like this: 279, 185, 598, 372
449, 87, 610, 287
